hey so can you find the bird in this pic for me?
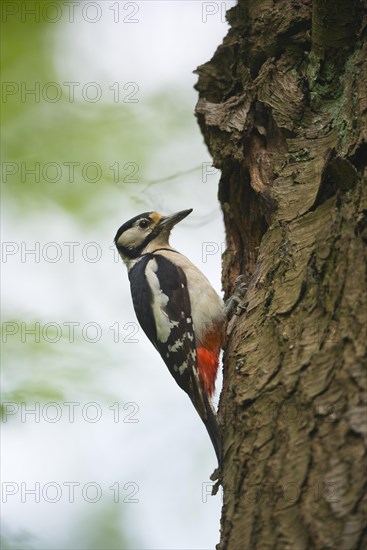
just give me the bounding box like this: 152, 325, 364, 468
114, 208, 225, 463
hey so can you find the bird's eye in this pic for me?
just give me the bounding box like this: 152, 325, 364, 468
139, 220, 150, 229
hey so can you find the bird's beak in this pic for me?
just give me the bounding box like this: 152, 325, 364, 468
158, 209, 193, 230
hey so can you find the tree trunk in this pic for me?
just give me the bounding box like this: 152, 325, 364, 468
195, 1, 367, 548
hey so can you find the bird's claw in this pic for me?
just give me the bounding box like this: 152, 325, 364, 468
225, 274, 248, 319
210, 466, 221, 495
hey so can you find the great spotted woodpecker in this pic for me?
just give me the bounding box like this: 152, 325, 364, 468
114, 209, 225, 462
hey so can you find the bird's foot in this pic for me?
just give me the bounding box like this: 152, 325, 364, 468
225, 275, 248, 319
210, 466, 222, 495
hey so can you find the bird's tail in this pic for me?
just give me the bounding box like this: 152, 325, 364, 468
188, 370, 222, 464
201, 392, 222, 464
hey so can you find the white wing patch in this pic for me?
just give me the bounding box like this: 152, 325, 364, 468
145, 258, 179, 343
178, 362, 188, 375
168, 339, 184, 352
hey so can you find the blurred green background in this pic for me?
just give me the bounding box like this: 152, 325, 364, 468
1, 1, 233, 548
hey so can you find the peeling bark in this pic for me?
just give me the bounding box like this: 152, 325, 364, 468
195, 1, 367, 548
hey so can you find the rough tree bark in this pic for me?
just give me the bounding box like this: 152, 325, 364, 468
195, 1, 367, 548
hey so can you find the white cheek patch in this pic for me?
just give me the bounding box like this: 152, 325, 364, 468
118, 226, 151, 249
145, 258, 179, 343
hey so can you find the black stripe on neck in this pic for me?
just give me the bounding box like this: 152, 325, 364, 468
142, 248, 180, 256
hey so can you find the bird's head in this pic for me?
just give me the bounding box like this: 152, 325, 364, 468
114, 208, 193, 265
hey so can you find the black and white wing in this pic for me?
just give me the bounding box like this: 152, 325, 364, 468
128, 253, 221, 461
129, 254, 202, 405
